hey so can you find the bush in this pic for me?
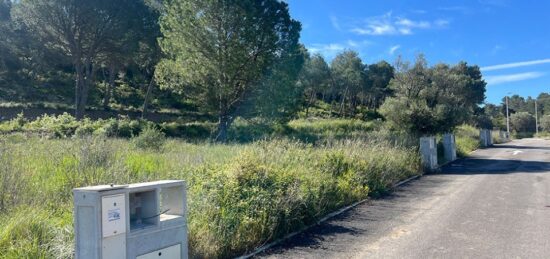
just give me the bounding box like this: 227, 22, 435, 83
132, 126, 166, 150
510, 112, 536, 134
540, 115, 550, 132
24, 113, 79, 138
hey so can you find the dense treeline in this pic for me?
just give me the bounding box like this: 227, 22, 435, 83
0, 0, 493, 140
481, 93, 550, 136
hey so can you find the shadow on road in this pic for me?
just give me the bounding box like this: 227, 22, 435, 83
491, 145, 550, 151
441, 158, 550, 174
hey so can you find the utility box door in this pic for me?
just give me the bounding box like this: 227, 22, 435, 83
101, 194, 126, 238
137, 244, 181, 259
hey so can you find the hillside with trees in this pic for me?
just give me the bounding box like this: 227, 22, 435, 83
0, 0, 546, 258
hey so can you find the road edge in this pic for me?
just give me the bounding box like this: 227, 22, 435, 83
235, 173, 423, 259
236, 141, 501, 258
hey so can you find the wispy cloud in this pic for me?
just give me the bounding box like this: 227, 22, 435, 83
350, 12, 449, 36
490, 45, 505, 55
330, 15, 341, 31
389, 45, 401, 55
481, 59, 550, 71
307, 40, 372, 59
484, 72, 545, 85
308, 43, 346, 57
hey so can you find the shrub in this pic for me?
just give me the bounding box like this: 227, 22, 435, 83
510, 112, 536, 134
132, 125, 166, 150
540, 115, 550, 132
24, 113, 79, 138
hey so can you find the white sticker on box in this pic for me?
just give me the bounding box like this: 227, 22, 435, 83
102, 194, 126, 238
108, 208, 121, 222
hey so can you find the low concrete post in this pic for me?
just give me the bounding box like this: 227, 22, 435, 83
480, 129, 487, 147
420, 136, 438, 172
442, 133, 457, 162
480, 129, 493, 147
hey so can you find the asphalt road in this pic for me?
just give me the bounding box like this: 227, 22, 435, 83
258, 138, 550, 259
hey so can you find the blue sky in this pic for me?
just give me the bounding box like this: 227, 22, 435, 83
285, 0, 550, 104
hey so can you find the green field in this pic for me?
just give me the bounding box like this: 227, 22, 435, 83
0, 123, 423, 258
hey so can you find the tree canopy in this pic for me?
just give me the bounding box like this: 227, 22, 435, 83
380, 56, 486, 135
155, 0, 302, 141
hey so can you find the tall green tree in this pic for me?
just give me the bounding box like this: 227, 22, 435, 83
300, 53, 331, 116
330, 50, 366, 116
245, 45, 306, 121
14, 0, 147, 119
365, 61, 394, 110
156, 0, 301, 141
380, 56, 486, 135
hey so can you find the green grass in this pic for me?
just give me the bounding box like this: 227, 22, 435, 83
0, 113, 381, 144
455, 125, 481, 157
0, 133, 420, 258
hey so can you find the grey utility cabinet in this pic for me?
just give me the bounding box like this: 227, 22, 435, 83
73, 180, 188, 259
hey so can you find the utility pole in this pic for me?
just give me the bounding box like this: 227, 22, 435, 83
535, 99, 539, 135
506, 95, 510, 136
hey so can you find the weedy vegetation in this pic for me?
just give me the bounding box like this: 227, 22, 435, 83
0, 119, 420, 258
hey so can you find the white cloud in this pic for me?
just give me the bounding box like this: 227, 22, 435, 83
396, 18, 430, 28
484, 72, 545, 85
481, 59, 550, 71
349, 12, 449, 36
389, 45, 401, 55
347, 40, 358, 47
308, 43, 346, 57
307, 40, 372, 59
330, 15, 341, 31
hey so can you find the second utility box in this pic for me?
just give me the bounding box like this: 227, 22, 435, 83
73, 180, 188, 259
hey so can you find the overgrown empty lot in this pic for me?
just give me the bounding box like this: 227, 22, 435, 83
0, 132, 420, 258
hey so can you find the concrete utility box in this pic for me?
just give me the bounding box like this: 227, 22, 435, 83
73, 180, 188, 259
480, 129, 492, 147
420, 136, 438, 172
442, 133, 457, 162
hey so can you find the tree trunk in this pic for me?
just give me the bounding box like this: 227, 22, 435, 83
75, 60, 95, 120
103, 64, 115, 110
74, 62, 85, 120
142, 75, 155, 119
215, 114, 234, 142
340, 87, 349, 117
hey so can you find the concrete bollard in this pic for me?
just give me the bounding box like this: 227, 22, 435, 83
499, 130, 505, 141
442, 133, 457, 162
480, 129, 492, 147
420, 136, 438, 172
